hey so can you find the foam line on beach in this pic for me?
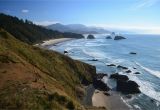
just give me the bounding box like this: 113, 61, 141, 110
40, 38, 75, 46
135, 62, 160, 79
126, 71, 160, 102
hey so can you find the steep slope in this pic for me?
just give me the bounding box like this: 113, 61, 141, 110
0, 28, 96, 110
0, 13, 84, 44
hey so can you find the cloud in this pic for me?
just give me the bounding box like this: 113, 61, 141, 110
21, 9, 29, 13
132, 0, 159, 10
34, 21, 59, 26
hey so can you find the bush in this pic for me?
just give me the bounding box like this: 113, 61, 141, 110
66, 101, 75, 110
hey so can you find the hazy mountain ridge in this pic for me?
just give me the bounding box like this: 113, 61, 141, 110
47, 23, 110, 34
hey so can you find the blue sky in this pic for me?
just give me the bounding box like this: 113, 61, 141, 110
0, 0, 160, 34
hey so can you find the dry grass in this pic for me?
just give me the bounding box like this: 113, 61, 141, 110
0, 29, 96, 110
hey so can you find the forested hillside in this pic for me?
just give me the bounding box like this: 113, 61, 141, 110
0, 13, 84, 44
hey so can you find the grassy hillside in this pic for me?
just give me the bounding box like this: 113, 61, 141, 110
0, 13, 84, 44
0, 28, 96, 110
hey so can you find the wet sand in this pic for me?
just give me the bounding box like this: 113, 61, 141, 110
34, 38, 75, 48
92, 90, 130, 110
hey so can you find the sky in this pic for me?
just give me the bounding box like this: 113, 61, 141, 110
0, 0, 160, 34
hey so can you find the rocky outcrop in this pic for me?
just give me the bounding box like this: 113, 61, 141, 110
107, 64, 116, 67
117, 65, 128, 70
114, 36, 126, 40
110, 73, 129, 81
117, 80, 141, 94
93, 79, 110, 91
87, 34, 95, 39
81, 77, 92, 86
106, 36, 112, 39
134, 72, 141, 74
93, 73, 110, 91
110, 73, 141, 94
88, 59, 98, 61
64, 50, 68, 54
95, 73, 108, 79
130, 52, 137, 55
125, 70, 132, 73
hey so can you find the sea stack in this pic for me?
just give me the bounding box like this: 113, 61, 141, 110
106, 36, 112, 39
114, 35, 126, 40
87, 34, 95, 39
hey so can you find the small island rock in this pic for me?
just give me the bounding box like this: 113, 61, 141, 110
117, 80, 141, 94
87, 34, 95, 39
130, 52, 137, 55
114, 36, 126, 40
106, 36, 112, 39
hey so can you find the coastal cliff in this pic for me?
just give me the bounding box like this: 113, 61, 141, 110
0, 29, 97, 109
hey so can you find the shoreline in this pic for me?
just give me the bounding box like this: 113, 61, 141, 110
92, 90, 130, 110
34, 38, 76, 48
38, 38, 131, 110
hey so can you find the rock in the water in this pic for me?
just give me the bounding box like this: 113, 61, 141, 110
64, 50, 68, 54
114, 36, 126, 40
125, 70, 132, 73
87, 34, 95, 39
150, 99, 155, 103
88, 59, 98, 61
93, 79, 110, 91
107, 64, 116, 67
117, 65, 128, 70
117, 80, 141, 94
96, 73, 108, 80
130, 52, 137, 55
134, 72, 141, 74
106, 36, 112, 39
110, 73, 129, 82
110, 73, 140, 94
125, 95, 132, 99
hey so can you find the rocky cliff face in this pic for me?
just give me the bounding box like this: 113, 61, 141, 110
0, 29, 96, 110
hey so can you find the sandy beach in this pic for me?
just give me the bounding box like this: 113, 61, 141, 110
38, 38, 131, 110
92, 90, 130, 110
35, 38, 75, 47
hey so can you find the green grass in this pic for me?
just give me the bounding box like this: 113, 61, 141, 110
0, 29, 96, 110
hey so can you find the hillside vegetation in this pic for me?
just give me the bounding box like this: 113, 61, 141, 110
0, 13, 84, 44
0, 28, 96, 110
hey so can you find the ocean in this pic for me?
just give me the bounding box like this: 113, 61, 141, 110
50, 34, 160, 110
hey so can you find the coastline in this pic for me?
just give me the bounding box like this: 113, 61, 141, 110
92, 90, 130, 110
39, 38, 131, 110
34, 38, 76, 48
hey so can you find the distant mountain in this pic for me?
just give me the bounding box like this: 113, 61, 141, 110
47, 23, 110, 34
0, 13, 84, 44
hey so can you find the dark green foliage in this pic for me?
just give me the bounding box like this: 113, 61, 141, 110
0, 13, 84, 44
67, 101, 75, 110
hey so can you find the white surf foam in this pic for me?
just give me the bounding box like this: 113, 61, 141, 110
120, 97, 133, 109
84, 42, 111, 47
135, 62, 160, 79
133, 104, 142, 110
126, 73, 160, 102
64, 47, 73, 51
82, 49, 106, 59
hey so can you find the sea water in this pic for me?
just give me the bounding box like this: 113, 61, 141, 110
50, 34, 160, 110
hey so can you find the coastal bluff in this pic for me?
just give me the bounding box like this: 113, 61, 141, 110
0, 29, 97, 110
